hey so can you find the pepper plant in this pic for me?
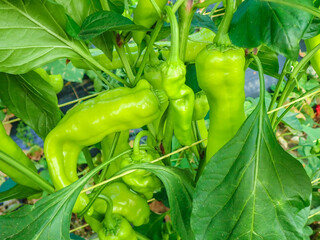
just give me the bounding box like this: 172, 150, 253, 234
0, 0, 320, 239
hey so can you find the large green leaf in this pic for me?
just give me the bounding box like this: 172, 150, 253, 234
191, 100, 311, 239
0, 177, 86, 240
0, 0, 88, 74
0, 72, 62, 139
54, 0, 114, 60
117, 163, 195, 240
229, 0, 313, 60
78, 11, 148, 40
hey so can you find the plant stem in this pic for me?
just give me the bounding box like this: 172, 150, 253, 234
113, 35, 136, 86
134, 20, 164, 85
172, 0, 189, 13
0, 151, 55, 194
193, 0, 221, 9
165, 6, 180, 63
101, 195, 117, 230
272, 86, 320, 129
82, 147, 99, 183
99, 132, 120, 182
268, 58, 292, 112
100, 0, 110, 11
179, 0, 196, 61
249, 54, 266, 106
213, 0, 233, 46
133, 130, 157, 155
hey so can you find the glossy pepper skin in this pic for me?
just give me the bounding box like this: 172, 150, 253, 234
305, 34, 320, 76
161, 59, 195, 146
44, 80, 167, 213
94, 182, 150, 226
98, 214, 137, 240
119, 150, 162, 199
0, 122, 39, 190
195, 45, 246, 162
132, 0, 168, 45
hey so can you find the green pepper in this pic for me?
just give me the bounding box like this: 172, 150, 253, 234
161, 28, 215, 63
195, 0, 246, 168
44, 80, 168, 213
0, 122, 39, 190
193, 91, 209, 121
305, 34, 320, 76
98, 214, 137, 240
94, 181, 150, 226
161, 6, 195, 148
98, 194, 137, 240
132, 0, 168, 45
119, 131, 162, 199
34, 68, 63, 94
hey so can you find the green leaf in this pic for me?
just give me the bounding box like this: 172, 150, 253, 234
66, 15, 81, 40
249, 46, 280, 79
303, 17, 320, 39
191, 13, 218, 33
134, 212, 166, 240
0, 184, 41, 202
191, 100, 311, 239
0, 72, 62, 139
0, 0, 86, 74
78, 11, 148, 40
229, 0, 313, 60
54, 0, 95, 26
0, 177, 86, 240
117, 163, 195, 240
44, 59, 84, 83
109, 0, 125, 14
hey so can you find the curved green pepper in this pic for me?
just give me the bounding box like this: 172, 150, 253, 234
161, 6, 195, 147
0, 122, 39, 190
34, 68, 63, 94
132, 0, 168, 45
44, 80, 167, 213
94, 181, 150, 226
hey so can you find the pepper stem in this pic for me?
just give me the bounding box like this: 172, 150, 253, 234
164, 6, 180, 62
101, 195, 117, 230
133, 130, 157, 155
213, 0, 233, 46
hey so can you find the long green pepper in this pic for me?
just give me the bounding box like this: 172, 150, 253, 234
195, 0, 246, 169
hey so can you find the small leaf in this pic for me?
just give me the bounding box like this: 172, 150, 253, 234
249, 46, 280, 79
109, 0, 125, 14
0, 72, 62, 139
117, 164, 195, 240
191, 13, 218, 33
78, 11, 148, 40
0, 184, 41, 202
66, 15, 81, 40
191, 101, 311, 239
44, 59, 84, 83
303, 17, 320, 39
229, 0, 313, 60
134, 212, 166, 240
